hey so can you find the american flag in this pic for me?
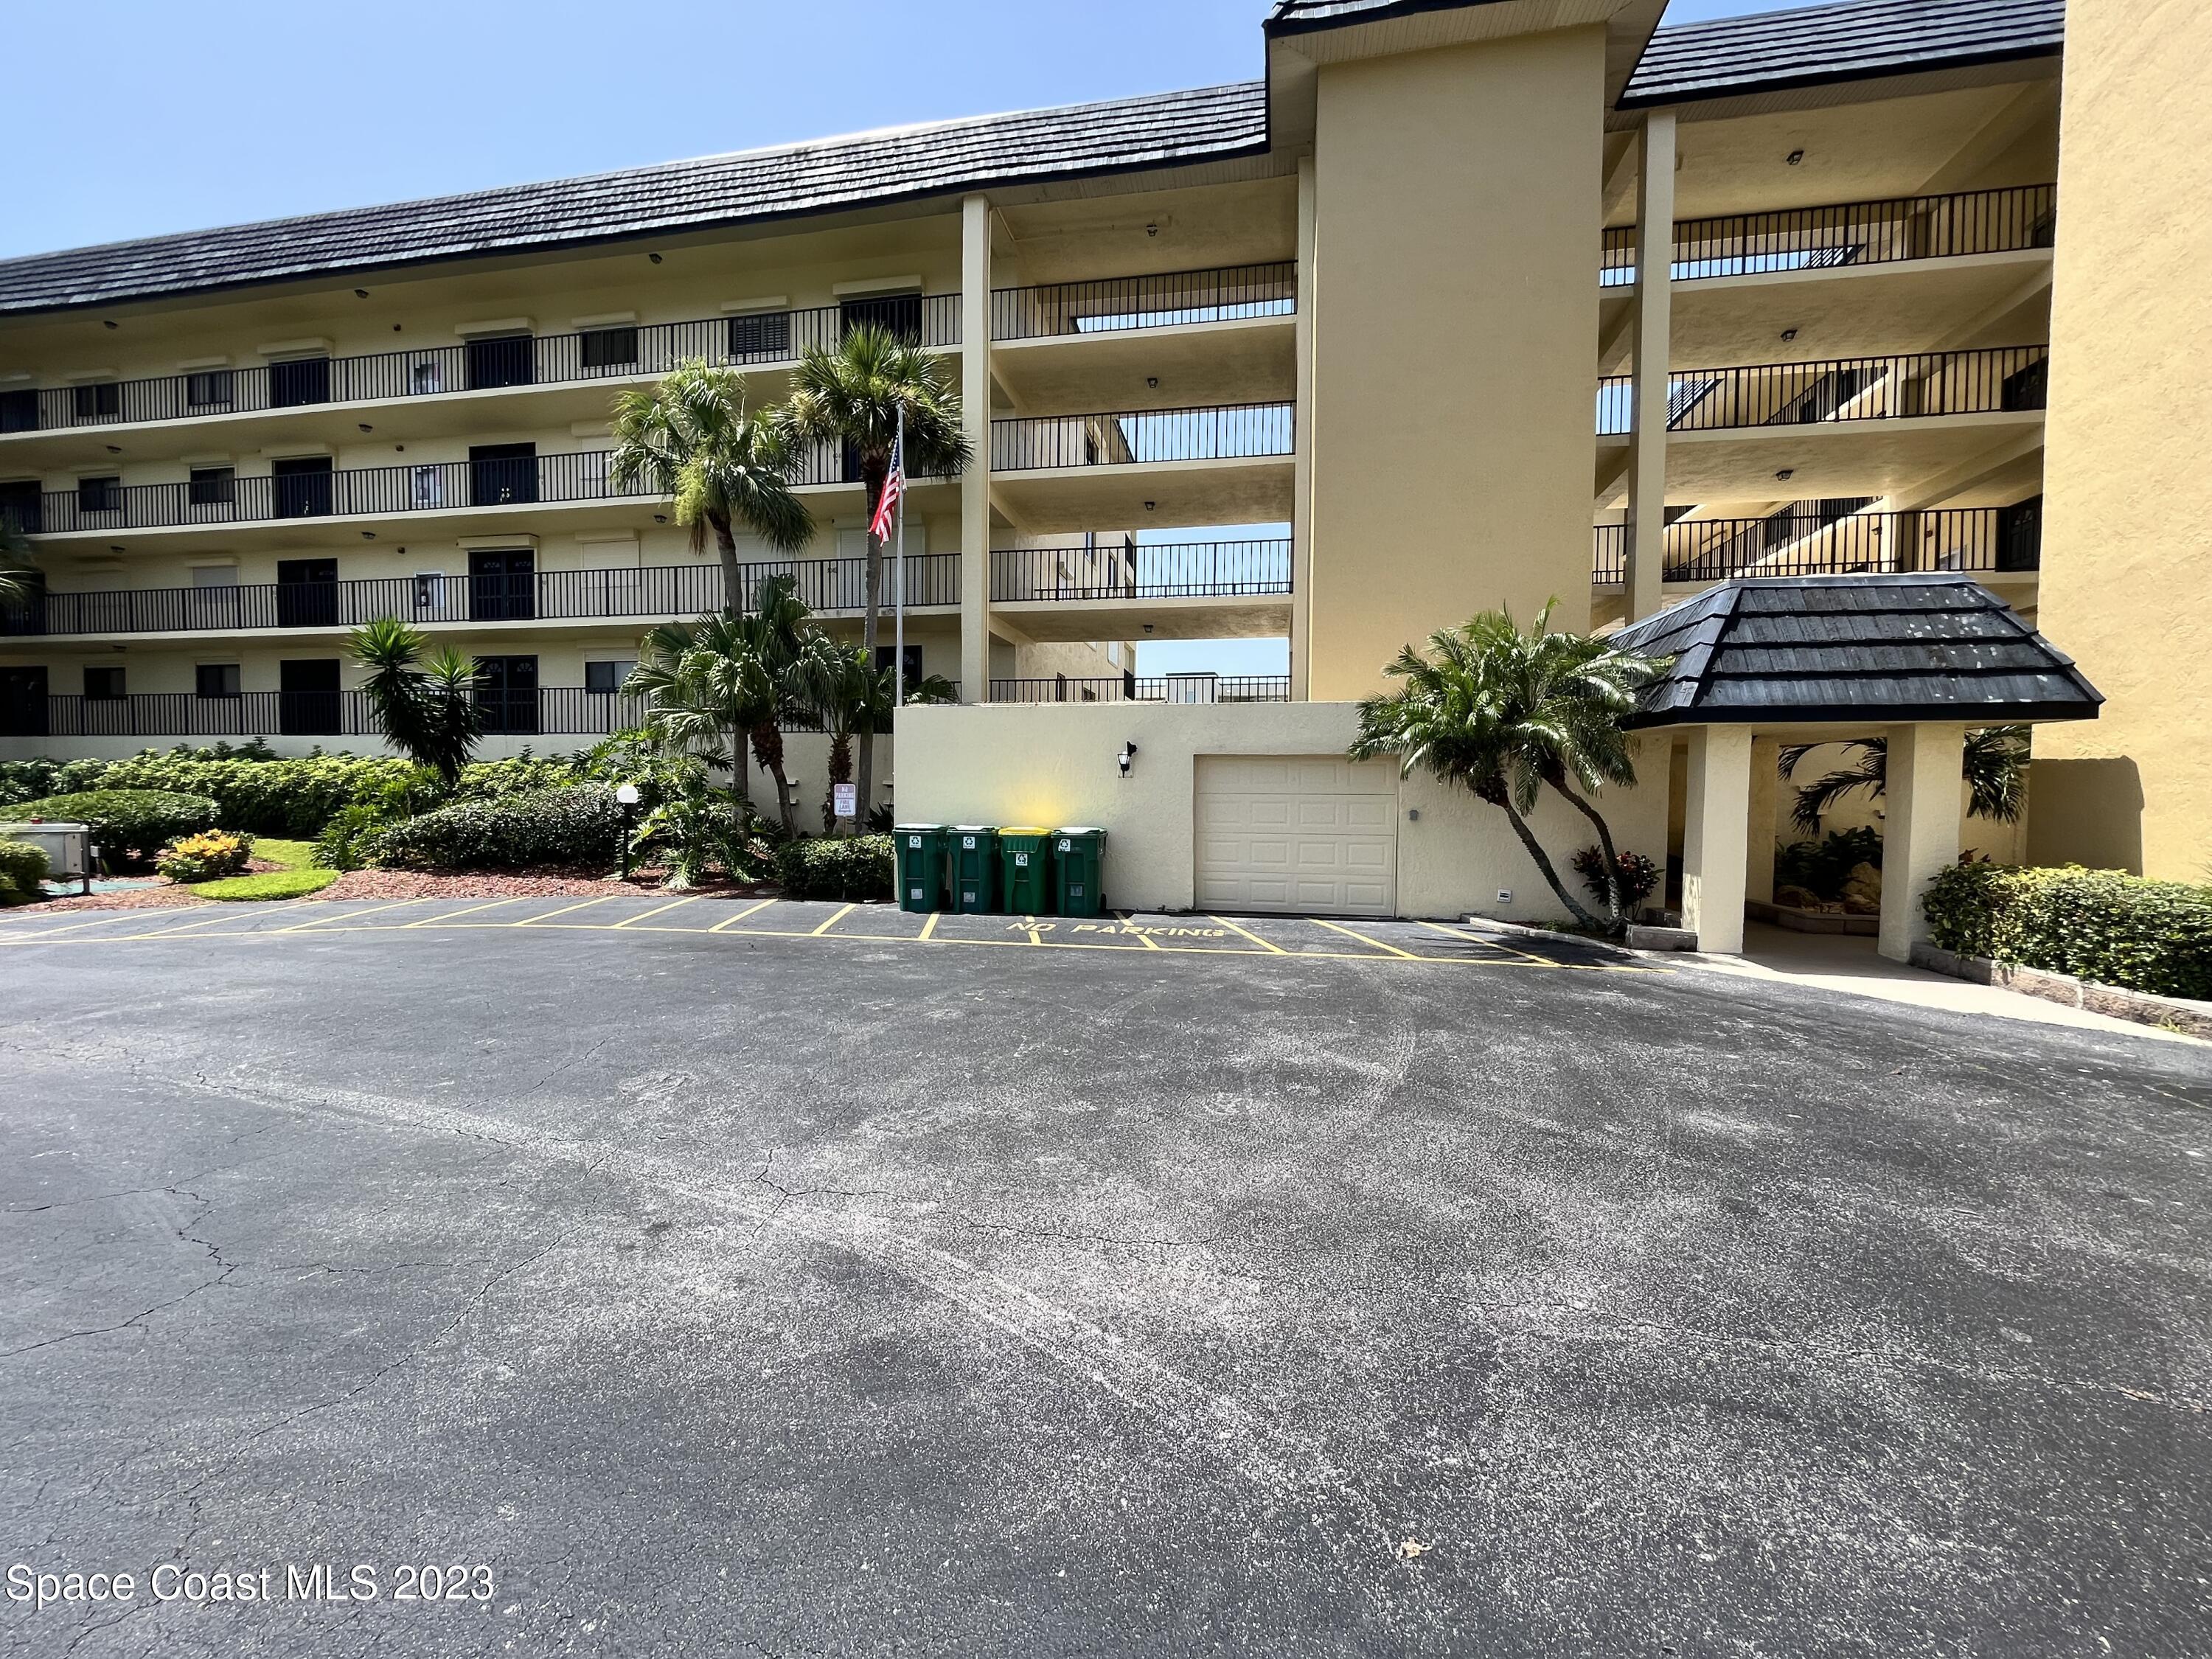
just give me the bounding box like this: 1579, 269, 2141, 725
868, 431, 904, 540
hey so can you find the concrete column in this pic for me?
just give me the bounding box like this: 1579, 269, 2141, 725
1625, 111, 1676, 623
1289, 156, 1318, 701
1878, 722, 1966, 963
1746, 734, 1779, 905
1681, 724, 1752, 953
959, 194, 993, 702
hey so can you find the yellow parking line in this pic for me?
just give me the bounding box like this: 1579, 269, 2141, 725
1208, 914, 1284, 954
114, 908, 264, 940
615, 895, 699, 929
810, 902, 858, 937
7, 907, 181, 939
1416, 917, 1557, 965
709, 897, 776, 933
276, 898, 428, 933
403, 895, 526, 928
1310, 917, 1417, 959
514, 895, 616, 927
917, 910, 941, 940
1112, 910, 1162, 949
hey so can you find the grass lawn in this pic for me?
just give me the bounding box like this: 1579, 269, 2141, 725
251, 838, 317, 871
192, 867, 338, 901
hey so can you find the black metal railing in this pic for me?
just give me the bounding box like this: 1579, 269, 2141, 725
2, 684, 961, 741
0, 297, 962, 436
990, 538, 1293, 602
5, 440, 951, 538
1594, 347, 2048, 437
991, 403, 1293, 472
1590, 504, 2042, 585
988, 675, 1291, 704
1, 553, 960, 639
990, 262, 1296, 341
1599, 183, 2057, 285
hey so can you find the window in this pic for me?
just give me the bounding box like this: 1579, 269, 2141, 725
190, 565, 237, 588
580, 327, 639, 371
83, 665, 126, 700
874, 644, 925, 688
411, 465, 444, 508
727, 310, 791, 360
195, 663, 241, 699
585, 659, 636, 695
72, 381, 120, 420
185, 369, 234, 408
77, 476, 121, 512
188, 466, 235, 506
0, 389, 36, 433
410, 359, 445, 397
413, 573, 446, 612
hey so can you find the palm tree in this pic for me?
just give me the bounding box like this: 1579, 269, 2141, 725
0, 521, 40, 615
782, 323, 971, 819
1778, 726, 2029, 835
625, 611, 776, 844
734, 572, 820, 838
609, 361, 814, 611
1349, 603, 1668, 932
795, 637, 957, 833
348, 618, 484, 786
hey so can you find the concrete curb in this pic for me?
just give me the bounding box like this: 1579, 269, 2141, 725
1910, 943, 2212, 1038
1458, 915, 1644, 961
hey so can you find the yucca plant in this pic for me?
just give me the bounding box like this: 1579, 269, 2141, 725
1349, 602, 1668, 931
347, 618, 484, 787
782, 323, 971, 815
609, 361, 814, 611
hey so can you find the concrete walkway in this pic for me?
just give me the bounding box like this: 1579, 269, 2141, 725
1688, 919, 2200, 1044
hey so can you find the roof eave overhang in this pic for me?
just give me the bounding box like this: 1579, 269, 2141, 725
1625, 699, 2102, 731
1612, 40, 2063, 121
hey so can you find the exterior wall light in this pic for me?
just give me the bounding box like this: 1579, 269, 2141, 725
1117, 742, 1138, 776
649, 252, 664, 265
1787, 150, 1805, 166
1775, 468, 1795, 481
1780, 327, 1798, 343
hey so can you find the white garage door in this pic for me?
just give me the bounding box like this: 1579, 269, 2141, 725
1194, 755, 1399, 917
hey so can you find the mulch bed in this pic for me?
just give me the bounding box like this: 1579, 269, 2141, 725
15, 866, 777, 914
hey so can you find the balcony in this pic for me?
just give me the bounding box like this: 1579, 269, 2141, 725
0, 297, 963, 442
988, 674, 1290, 705
987, 403, 1295, 532
988, 536, 1292, 642
1596, 347, 2047, 436
1, 553, 959, 641
7, 443, 949, 544
990, 263, 1295, 340
1590, 504, 2042, 588
1600, 184, 2056, 285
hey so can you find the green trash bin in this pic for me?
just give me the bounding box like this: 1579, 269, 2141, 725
950, 825, 1001, 914
1052, 826, 1107, 918
998, 827, 1052, 916
893, 824, 946, 914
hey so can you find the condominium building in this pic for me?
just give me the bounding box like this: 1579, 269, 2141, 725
2, 0, 2197, 939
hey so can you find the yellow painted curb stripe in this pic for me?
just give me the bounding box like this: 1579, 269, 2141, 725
708, 897, 776, 932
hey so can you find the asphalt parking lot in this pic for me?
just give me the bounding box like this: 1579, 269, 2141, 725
4, 900, 2210, 1656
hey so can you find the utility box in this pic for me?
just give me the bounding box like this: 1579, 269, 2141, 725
0, 821, 93, 896
998, 827, 1051, 915
892, 824, 946, 914
949, 826, 1000, 914
1051, 827, 1107, 917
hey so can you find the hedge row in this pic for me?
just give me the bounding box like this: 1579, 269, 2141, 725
0, 745, 582, 835
0, 838, 48, 904
372, 785, 625, 872
1923, 862, 2212, 1002
775, 835, 894, 901
6, 790, 221, 863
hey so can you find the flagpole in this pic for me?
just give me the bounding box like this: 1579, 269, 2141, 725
893, 406, 906, 720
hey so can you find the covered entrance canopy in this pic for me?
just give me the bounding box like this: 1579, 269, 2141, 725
1612, 574, 2103, 959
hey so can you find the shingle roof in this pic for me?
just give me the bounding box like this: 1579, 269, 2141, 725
1265, 0, 1509, 31
1612, 574, 2102, 727
0, 82, 1268, 318
1618, 0, 2065, 108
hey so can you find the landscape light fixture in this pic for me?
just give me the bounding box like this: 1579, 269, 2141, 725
1117, 742, 1138, 776
616, 782, 641, 878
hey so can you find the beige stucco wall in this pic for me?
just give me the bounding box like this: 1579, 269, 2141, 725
2027, 0, 2212, 878
895, 702, 1665, 922
1304, 27, 1604, 701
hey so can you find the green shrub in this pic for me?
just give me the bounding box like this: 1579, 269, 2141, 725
1773, 827, 1883, 902
311, 803, 390, 872
372, 785, 624, 872
1923, 862, 2212, 1001
156, 830, 254, 883
192, 867, 340, 901
0, 838, 49, 904
775, 835, 894, 901
7, 789, 221, 863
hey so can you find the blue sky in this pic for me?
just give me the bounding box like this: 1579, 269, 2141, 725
4, 0, 1840, 674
